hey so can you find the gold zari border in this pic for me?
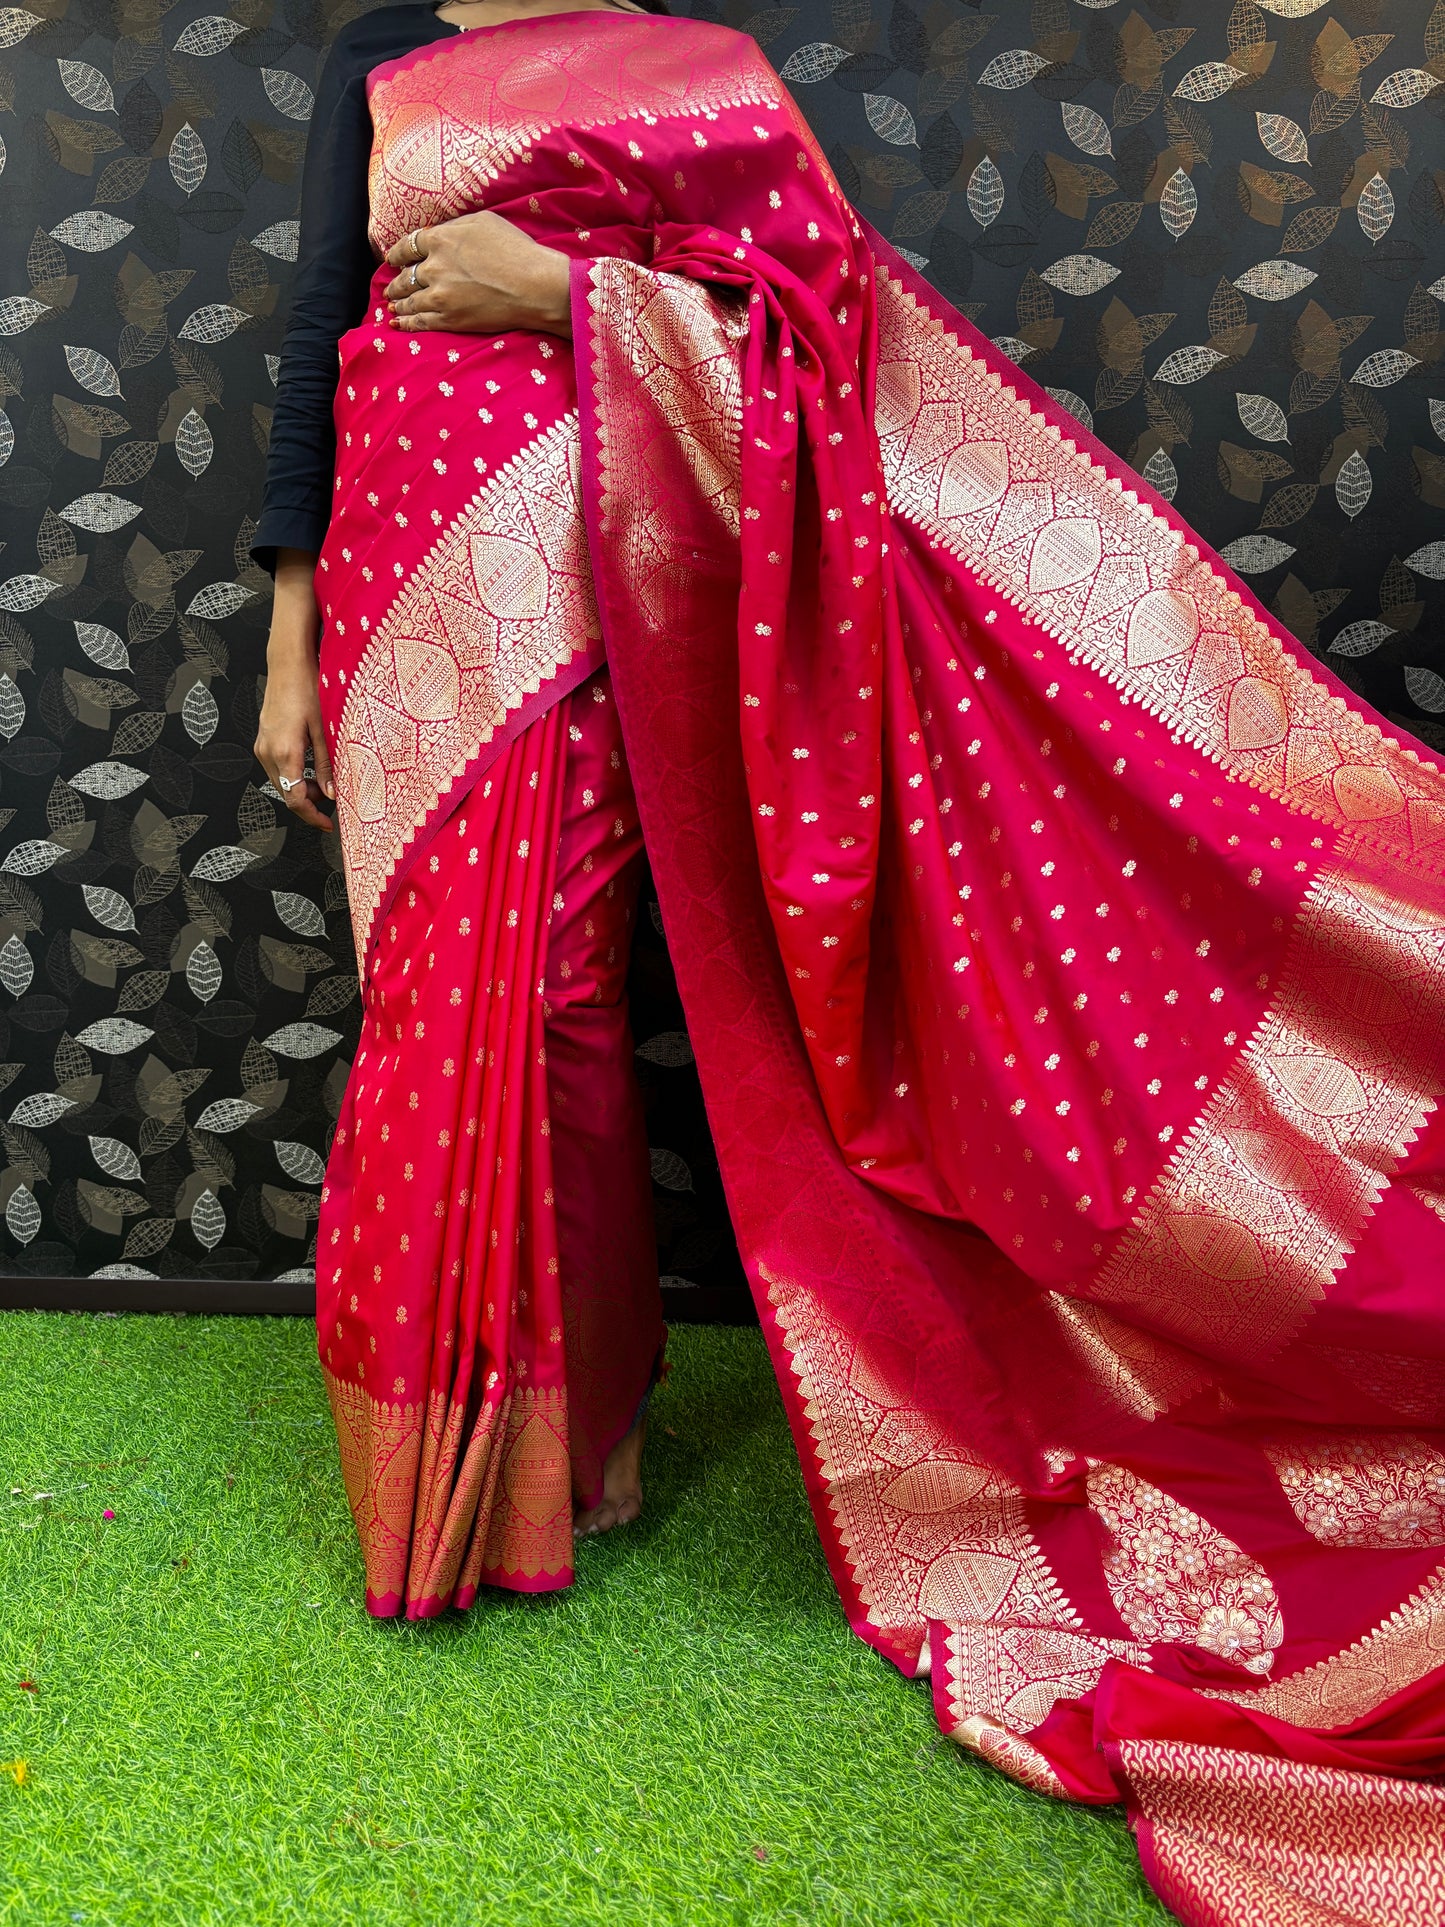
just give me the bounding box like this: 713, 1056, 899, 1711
334, 416, 599, 964
873, 267, 1445, 868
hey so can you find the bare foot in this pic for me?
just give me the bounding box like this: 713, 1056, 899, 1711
574, 1415, 646, 1538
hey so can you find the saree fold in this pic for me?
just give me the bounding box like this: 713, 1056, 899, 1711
315, 12, 1445, 1919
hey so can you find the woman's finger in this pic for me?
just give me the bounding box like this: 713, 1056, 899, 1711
383, 225, 430, 272
309, 721, 336, 803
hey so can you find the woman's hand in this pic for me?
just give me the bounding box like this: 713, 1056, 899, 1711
383, 212, 572, 338
254, 548, 335, 833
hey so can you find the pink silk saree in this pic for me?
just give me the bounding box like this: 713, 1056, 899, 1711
317, 12, 1445, 1922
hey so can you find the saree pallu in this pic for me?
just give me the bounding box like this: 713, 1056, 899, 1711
316, 12, 1445, 1920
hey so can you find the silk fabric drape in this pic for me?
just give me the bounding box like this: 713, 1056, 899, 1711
314, 14, 1445, 1919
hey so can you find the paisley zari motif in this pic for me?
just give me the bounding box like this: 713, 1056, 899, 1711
312, 15, 1445, 1923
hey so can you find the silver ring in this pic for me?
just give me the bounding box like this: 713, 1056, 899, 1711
409, 262, 418, 290
278, 774, 302, 793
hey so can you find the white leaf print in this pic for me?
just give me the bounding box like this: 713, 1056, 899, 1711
185, 940, 222, 1004
1040, 253, 1119, 295
1322, 608, 1389, 656
1349, 349, 1419, 387
1045, 387, 1094, 432
64, 344, 123, 396
57, 58, 115, 111
1404, 666, 1445, 712
1253, 0, 1330, 13
182, 681, 219, 746
1356, 173, 1394, 243
659, 1275, 698, 1290
264, 354, 280, 386
967, 155, 1004, 228
1159, 168, 1197, 240
1405, 542, 1445, 578
76, 1017, 155, 1053
1430, 400, 1445, 441
10, 1093, 73, 1126
70, 761, 147, 799
863, 94, 917, 145
169, 123, 207, 195
1233, 260, 1317, 300
0, 574, 60, 612
0, 934, 32, 995
175, 408, 214, 478
1, 839, 63, 876
0, 410, 11, 464
649, 1147, 694, 1192
90, 1135, 141, 1182
1335, 449, 1371, 520
261, 67, 314, 119
251, 220, 299, 261
1174, 61, 1244, 103
178, 303, 248, 345
991, 335, 1038, 364
778, 41, 849, 82
275, 1140, 326, 1185
50, 211, 133, 251
195, 1098, 261, 1132
60, 492, 141, 533
273, 1266, 315, 1284
272, 889, 326, 937
190, 844, 260, 883
83, 884, 136, 930
1255, 112, 1308, 164
262, 1023, 342, 1059
1220, 535, 1296, 573
191, 1188, 226, 1250
1235, 392, 1291, 442
0, 9, 40, 48
6, 1185, 40, 1246
74, 621, 130, 670
634, 1031, 695, 1067
173, 14, 246, 54
0, 131, 7, 177
1370, 69, 1443, 109
184, 580, 251, 619
977, 48, 1049, 89
1060, 101, 1112, 157
1141, 448, 1178, 501
1152, 346, 1226, 384
0, 675, 22, 741
893, 246, 929, 271
0, 297, 50, 335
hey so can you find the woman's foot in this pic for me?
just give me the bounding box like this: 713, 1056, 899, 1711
574, 1416, 646, 1537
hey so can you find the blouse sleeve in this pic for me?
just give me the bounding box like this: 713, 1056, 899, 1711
250, 28, 378, 572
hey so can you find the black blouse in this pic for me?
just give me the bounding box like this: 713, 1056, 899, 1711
251, 4, 457, 571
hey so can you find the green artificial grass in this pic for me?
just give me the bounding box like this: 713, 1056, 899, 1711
0, 1315, 1164, 1927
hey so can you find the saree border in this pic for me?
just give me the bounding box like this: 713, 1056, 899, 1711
365, 14, 788, 252
871, 252, 1445, 869
331, 414, 603, 967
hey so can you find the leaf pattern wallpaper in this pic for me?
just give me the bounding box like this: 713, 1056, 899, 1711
0, 0, 1441, 1295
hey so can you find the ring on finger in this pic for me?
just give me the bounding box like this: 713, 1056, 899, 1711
278, 774, 303, 794
409, 262, 418, 290
409, 228, 423, 262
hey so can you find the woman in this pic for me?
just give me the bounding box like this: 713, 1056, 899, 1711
255, 3, 1445, 1918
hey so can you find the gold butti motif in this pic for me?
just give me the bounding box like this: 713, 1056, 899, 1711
1264, 1429, 1445, 1549
873, 268, 1445, 866
334, 417, 599, 963
366, 16, 783, 251
1088, 1461, 1284, 1675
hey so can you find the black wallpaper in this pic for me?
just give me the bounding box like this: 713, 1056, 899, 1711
0, 0, 1441, 1291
